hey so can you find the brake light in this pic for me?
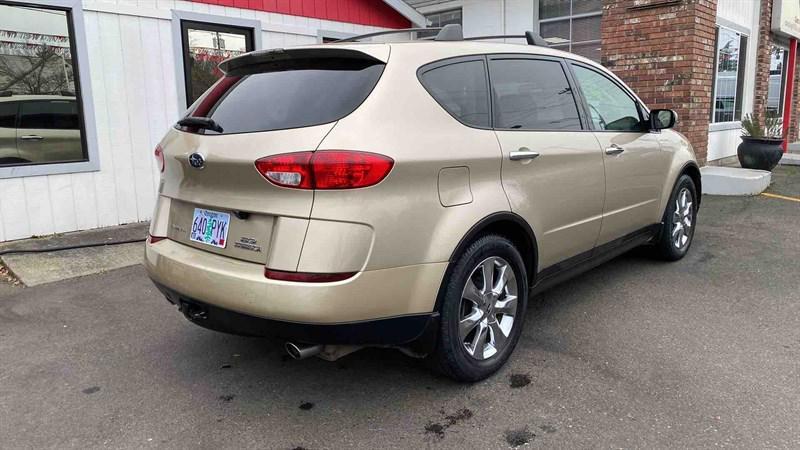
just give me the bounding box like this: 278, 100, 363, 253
154, 145, 165, 173
265, 268, 356, 283
255, 151, 393, 190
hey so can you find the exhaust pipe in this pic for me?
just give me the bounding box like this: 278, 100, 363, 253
285, 342, 323, 360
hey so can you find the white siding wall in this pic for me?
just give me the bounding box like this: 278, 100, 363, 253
416, 0, 533, 38
0, 0, 387, 242
707, 0, 761, 162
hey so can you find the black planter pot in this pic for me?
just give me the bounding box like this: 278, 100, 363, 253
737, 136, 784, 171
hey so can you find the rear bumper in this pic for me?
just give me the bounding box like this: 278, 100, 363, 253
155, 281, 437, 345
144, 239, 447, 343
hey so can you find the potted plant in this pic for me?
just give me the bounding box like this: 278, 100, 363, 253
738, 113, 784, 171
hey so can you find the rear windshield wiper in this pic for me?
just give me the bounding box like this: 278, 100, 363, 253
176, 117, 223, 133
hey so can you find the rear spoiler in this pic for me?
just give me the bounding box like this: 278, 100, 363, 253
219, 47, 388, 75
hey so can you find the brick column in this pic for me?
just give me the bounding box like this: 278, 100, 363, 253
789, 55, 800, 143
601, 0, 718, 165
751, 0, 774, 124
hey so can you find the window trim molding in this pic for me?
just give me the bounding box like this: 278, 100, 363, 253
716, 17, 750, 37
316, 29, 356, 44
171, 10, 262, 116
539, 11, 602, 23
0, 0, 100, 179
709, 121, 742, 132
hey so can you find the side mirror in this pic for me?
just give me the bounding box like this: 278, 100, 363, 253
650, 109, 677, 130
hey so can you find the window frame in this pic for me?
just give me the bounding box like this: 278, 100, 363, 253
567, 61, 649, 133
537, 1, 602, 61
418, 54, 629, 133
767, 45, 789, 118
710, 25, 749, 124
419, 8, 462, 39
171, 10, 262, 115
180, 20, 254, 109
316, 30, 357, 44
0, 0, 99, 179
487, 54, 587, 132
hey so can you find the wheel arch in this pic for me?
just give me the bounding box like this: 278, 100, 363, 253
433, 212, 538, 313
681, 161, 702, 205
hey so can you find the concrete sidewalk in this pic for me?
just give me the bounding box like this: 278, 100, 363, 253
0, 222, 147, 287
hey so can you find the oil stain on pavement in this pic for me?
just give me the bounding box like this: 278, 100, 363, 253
424, 408, 473, 439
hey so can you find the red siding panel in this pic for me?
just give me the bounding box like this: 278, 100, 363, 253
188, 0, 412, 28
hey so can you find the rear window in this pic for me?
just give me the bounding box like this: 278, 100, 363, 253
183, 58, 384, 134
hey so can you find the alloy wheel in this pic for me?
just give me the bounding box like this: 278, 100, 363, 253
672, 187, 693, 249
458, 257, 518, 360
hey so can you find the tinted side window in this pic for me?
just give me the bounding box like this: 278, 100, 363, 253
0, 102, 16, 128
489, 58, 581, 130
571, 65, 643, 132
19, 100, 79, 130
419, 60, 490, 128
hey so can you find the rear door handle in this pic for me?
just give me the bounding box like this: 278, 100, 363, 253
509, 149, 540, 161
605, 144, 624, 155
20, 135, 44, 141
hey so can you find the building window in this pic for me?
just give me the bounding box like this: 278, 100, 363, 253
711, 26, 748, 123
767, 46, 789, 117
181, 21, 254, 107
419, 9, 462, 38
538, 0, 602, 62
0, 2, 87, 168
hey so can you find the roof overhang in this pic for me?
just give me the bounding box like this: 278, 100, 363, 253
382, 0, 427, 27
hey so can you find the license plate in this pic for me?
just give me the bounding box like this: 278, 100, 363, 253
190, 208, 230, 248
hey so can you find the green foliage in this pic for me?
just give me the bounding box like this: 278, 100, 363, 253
741, 112, 783, 139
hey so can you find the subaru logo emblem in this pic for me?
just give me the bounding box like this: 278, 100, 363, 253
188, 152, 205, 169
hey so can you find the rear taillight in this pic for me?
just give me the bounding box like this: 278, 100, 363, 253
255, 151, 393, 190
255, 152, 314, 189
154, 145, 165, 173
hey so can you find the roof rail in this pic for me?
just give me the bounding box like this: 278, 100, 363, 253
333, 27, 441, 43
333, 24, 464, 43
464, 31, 550, 47
331, 24, 546, 47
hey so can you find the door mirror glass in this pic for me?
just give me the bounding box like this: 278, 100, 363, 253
651, 109, 677, 130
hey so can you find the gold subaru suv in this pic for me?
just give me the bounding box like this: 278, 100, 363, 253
145, 26, 700, 382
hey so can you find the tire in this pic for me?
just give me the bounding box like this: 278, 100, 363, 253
428, 234, 528, 382
651, 174, 698, 261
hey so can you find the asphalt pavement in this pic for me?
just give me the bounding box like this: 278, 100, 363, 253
1, 181, 798, 449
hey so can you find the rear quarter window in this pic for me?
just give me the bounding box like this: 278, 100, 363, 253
418, 59, 490, 128
184, 58, 385, 135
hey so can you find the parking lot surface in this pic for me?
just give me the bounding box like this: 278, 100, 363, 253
1, 186, 799, 449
